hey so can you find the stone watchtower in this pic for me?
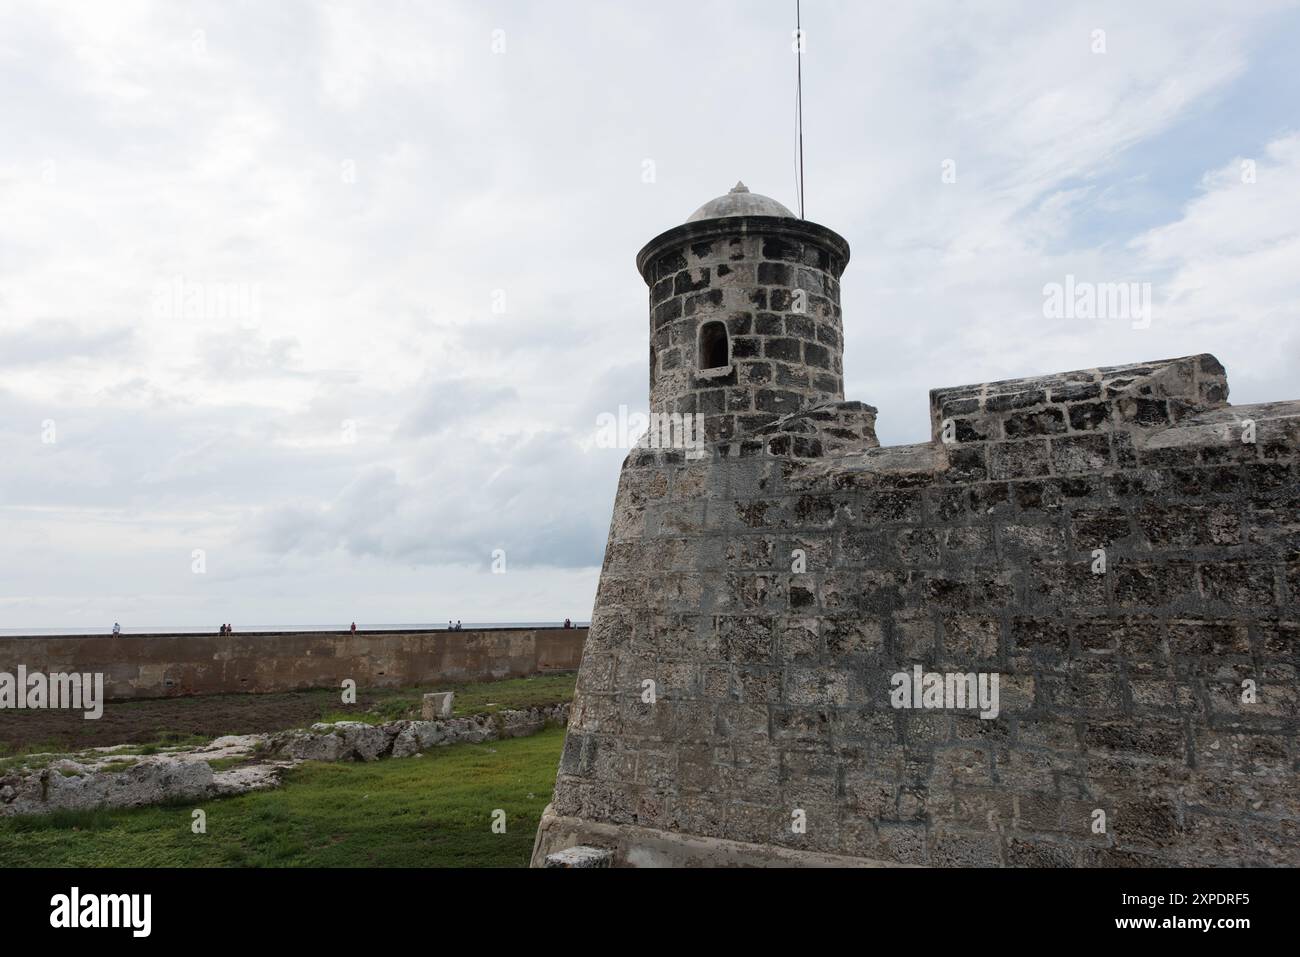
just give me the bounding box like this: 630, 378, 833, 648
639, 182, 852, 443
533, 180, 1299, 869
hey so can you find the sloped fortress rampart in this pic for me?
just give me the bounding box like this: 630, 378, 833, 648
532, 186, 1300, 867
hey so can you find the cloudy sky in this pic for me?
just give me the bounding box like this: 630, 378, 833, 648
1, 0, 1297, 631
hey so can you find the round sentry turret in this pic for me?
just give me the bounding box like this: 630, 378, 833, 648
637, 182, 850, 443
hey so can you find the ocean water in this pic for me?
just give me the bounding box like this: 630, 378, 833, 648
0, 621, 589, 637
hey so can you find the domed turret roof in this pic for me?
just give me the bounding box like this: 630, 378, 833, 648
686, 181, 796, 222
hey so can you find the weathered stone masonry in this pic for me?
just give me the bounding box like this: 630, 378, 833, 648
532, 186, 1300, 868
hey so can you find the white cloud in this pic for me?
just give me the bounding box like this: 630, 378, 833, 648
0, 0, 1296, 627
1130, 133, 1300, 394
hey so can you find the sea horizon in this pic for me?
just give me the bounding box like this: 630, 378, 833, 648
0, 621, 590, 637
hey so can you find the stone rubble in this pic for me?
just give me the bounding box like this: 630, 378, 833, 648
0, 703, 569, 817
544, 845, 613, 868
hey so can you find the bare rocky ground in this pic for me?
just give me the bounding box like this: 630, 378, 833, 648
0, 704, 569, 817
0, 687, 429, 753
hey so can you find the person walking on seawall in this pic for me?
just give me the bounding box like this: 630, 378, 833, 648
350, 621, 357, 635
112, 622, 120, 635
564, 618, 572, 629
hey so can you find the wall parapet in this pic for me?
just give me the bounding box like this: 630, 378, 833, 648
928, 354, 1229, 447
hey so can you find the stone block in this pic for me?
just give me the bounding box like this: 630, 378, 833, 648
544, 845, 614, 868
421, 691, 454, 720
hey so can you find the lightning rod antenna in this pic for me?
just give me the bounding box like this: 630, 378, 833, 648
795, 0, 806, 220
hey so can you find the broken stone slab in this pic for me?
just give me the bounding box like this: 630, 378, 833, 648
273, 721, 399, 762
211, 762, 289, 797
0, 730, 295, 817
390, 721, 447, 758
0, 759, 215, 817
544, 845, 614, 868
421, 691, 455, 719
271, 703, 571, 761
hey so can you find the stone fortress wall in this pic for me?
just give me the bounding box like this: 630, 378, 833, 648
0, 627, 586, 700
532, 188, 1300, 868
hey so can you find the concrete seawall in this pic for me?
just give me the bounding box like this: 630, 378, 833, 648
0, 627, 586, 700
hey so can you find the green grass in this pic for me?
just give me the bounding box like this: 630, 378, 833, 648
102, 741, 197, 757
0, 740, 65, 760
317, 672, 576, 725
96, 759, 137, 773
203, 756, 248, 772
0, 725, 566, 868
448, 673, 575, 715
0, 752, 66, 774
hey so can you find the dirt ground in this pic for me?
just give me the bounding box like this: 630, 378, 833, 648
0, 688, 359, 754
0, 673, 576, 755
